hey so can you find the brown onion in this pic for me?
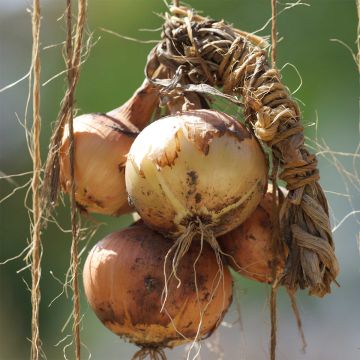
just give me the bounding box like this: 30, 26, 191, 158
83, 222, 233, 349
60, 80, 159, 215
218, 185, 286, 283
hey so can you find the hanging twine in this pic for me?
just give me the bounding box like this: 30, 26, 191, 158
146, 5, 339, 297
41, 0, 87, 358
65, 1, 87, 359
30, 0, 42, 359
68, 1, 87, 358
269, 2, 279, 359
42, 0, 87, 212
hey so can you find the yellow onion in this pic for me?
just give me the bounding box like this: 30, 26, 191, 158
125, 109, 268, 237
60, 80, 159, 215
83, 222, 233, 350
218, 185, 286, 283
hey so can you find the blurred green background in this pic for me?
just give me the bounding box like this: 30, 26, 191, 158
0, 0, 359, 359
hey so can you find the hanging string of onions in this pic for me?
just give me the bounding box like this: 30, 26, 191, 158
29, 1, 340, 360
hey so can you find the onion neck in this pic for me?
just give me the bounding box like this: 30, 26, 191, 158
107, 79, 160, 131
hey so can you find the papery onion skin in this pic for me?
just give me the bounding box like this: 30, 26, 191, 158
60, 80, 159, 216
218, 186, 286, 283
83, 222, 233, 347
125, 109, 268, 237
60, 114, 135, 215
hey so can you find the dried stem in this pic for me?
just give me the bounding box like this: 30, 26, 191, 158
30, 0, 42, 359
286, 288, 307, 352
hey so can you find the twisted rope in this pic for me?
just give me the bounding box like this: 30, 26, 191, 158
147, 6, 339, 297
41, 0, 87, 357
63, 1, 88, 359
42, 0, 87, 212
67, 1, 87, 358
270, 2, 279, 359
30, 0, 42, 359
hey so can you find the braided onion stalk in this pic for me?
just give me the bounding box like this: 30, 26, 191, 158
146, 6, 339, 297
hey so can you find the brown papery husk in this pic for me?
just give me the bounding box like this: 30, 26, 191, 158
58, 79, 160, 216
83, 222, 233, 354
219, 184, 287, 284
146, 6, 339, 297
60, 113, 134, 215
43, 76, 161, 216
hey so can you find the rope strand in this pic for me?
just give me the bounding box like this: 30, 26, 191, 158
270, 159, 280, 360
30, 0, 42, 359
65, 0, 80, 356
271, 0, 277, 68
65, 1, 87, 359
270, 3, 279, 358
269, 286, 278, 360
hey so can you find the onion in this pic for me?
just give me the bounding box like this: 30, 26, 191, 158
218, 185, 286, 283
60, 80, 159, 215
125, 109, 268, 237
83, 222, 233, 351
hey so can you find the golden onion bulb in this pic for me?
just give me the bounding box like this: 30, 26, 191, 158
219, 185, 287, 283
60, 80, 159, 216
83, 222, 233, 348
125, 109, 268, 237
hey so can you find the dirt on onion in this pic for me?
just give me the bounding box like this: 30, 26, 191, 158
83, 222, 233, 351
